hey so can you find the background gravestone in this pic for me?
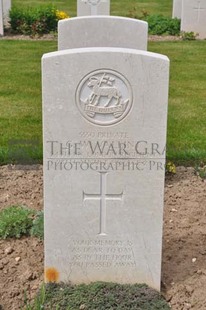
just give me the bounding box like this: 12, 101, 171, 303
58, 16, 148, 51
0, 0, 3, 36
77, 0, 110, 16
181, 0, 206, 38
42, 47, 169, 291
172, 0, 182, 18
3, 0, 11, 21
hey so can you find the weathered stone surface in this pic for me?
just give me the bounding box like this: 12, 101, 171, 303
77, 0, 110, 16
3, 0, 11, 20
58, 16, 148, 51
42, 47, 169, 290
181, 0, 206, 39
172, 0, 182, 18
0, 0, 3, 36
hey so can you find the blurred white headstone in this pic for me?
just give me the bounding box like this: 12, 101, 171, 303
172, 0, 182, 18
3, 0, 11, 21
77, 0, 110, 16
181, 0, 206, 38
0, 0, 4, 36
58, 16, 148, 51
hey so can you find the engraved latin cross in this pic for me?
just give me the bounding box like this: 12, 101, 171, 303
193, 0, 206, 21
83, 172, 123, 236
81, 0, 107, 15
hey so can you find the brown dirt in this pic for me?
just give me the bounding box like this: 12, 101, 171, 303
0, 31, 57, 41
0, 32, 181, 42
0, 165, 206, 309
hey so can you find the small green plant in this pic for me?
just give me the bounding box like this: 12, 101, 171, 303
9, 5, 69, 35
31, 211, 44, 240
0, 205, 35, 239
195, 163, 206, 179
181, 31, 198, 40
23, 282, 170, 310
23, 284, 46, 310
127, 11, 181, 36
144, 15, 181, 35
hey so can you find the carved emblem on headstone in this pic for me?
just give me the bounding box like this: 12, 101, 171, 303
88, 0, 101, 5
76, 69, 133, 126
81, 0, 103, 5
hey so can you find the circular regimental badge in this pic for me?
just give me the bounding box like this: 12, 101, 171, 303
76, 69, 133, 126
88, 0, 101, 4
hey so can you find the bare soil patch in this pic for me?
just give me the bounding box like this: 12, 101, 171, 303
0, 32, 181, 42
0, 30, 57, 41
0, 165, 206, 309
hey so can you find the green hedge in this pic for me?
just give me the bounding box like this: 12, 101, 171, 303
9, 5, 68, 35
145, 14, 181, 35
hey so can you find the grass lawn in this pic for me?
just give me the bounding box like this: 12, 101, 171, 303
0, 40, 57, 164
12, 0, 173, 17
0, 39, 206, 165
149, 40, 206, 164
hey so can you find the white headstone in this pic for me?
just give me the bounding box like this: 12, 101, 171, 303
42, 47, 169, 291
77, 0, 110, 16
0, 0, 3, 36
172, 0, 182, 18
181, 0, 206, 38
58, 16, 148, 51
3, 0, 11, 21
